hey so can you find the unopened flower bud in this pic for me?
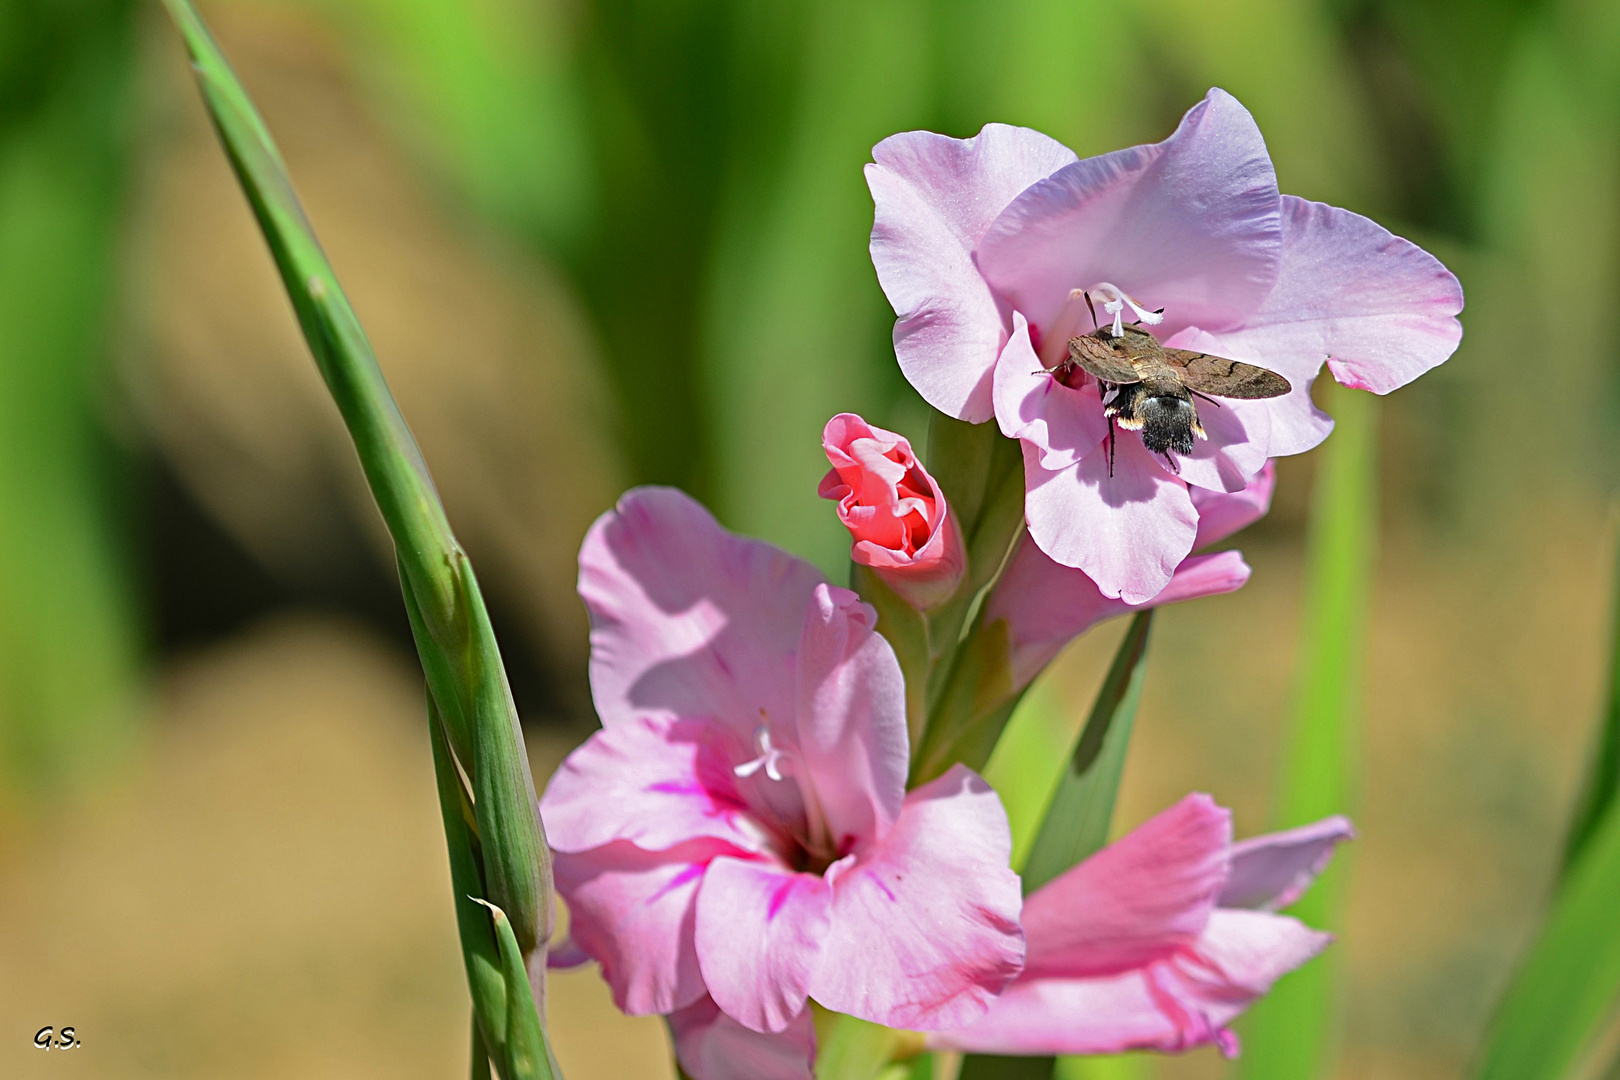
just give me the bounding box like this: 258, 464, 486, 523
819, 413, 965, 610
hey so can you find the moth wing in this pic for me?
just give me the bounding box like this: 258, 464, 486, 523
1163, 348, 1291, 399
1066, 335, 1142, 385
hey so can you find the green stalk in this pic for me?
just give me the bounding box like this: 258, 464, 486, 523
1237, 381, 1376, 1080
159, 3, 554, 1075
901, 416, 1026, 784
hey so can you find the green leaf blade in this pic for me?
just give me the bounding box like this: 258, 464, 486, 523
1471, 801, 1620, 1080
1237, 382, 1376, 1080
1561, 522, 1620, 874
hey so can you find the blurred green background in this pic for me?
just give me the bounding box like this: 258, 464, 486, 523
2, 0, 1619, 1077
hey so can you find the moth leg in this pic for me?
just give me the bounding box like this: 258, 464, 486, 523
1107, 418, 1116, 477
1188, 388, 1223, 408
1160, 451, 1181, 475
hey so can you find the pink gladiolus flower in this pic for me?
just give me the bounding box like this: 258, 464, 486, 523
541, 488, 1025, 1041
930, 794, 1354, 1058
985, 465, 1273, 689
867, 88, 1463, 603
819, 412, 965, 609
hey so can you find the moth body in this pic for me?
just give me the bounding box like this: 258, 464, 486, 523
1055, 323, 1290, 465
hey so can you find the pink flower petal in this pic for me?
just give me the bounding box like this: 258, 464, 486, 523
1209, 195, 1463, 399
790, 585, 911, 843
540, 716, 770, 855
669, 994, 816, 1080
578, 487, 824, 741
931, 908, 1330, 1057
552, 839, 720, 1015
978, 89, 1282, 349
1167, 907, 1334, 1038
1021, 793, 1230, 977
986, 539, 1251, 689
1021, 436, 1199, 605
809, 765, 1025, 1030
1191, 462, 1275, 549
1220, 815, 1355, 911
993, 312, 1108, 470
696, 858, 832, 1033
1172, 390, 1271, 494
867, 125, 1079, 421
928, 970, 1164, 1056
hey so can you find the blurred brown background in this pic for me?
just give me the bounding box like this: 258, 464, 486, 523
2, 0, 1617, 1077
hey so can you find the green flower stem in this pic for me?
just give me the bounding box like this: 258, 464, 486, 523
159, 2, 554, 1072
890, 414, 1025, 784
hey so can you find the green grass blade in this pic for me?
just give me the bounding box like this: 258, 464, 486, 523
0, 0, 139, 801
1470, 799, 1620, 1080
1237, 382, 1376, 1080
159, 1, 554, 1069
1561, 524, 1620, 874
959, 611, 1153, 1080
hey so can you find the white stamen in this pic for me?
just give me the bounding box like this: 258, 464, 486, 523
734, 726, 791, 781
1092, 282, 1164, 336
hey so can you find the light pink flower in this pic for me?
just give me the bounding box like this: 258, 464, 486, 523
867, 89, 1463, 603
984, 465, 1273, 689
819, 412, 965, 609
930, 794, 1353, 1058
542, 488, 1024, 1036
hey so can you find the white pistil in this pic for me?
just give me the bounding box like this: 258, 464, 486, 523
734, 726, 792, 781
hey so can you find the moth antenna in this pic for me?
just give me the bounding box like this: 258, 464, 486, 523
1084, 291, 1099, 332
1189, 388, 1223, 408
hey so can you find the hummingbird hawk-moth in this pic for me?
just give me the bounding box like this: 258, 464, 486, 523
1053, 319, 1291, 471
